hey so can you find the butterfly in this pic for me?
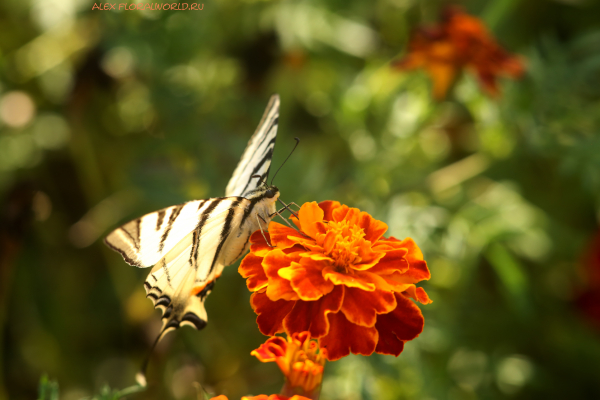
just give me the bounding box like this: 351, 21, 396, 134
105, 94, 290, 342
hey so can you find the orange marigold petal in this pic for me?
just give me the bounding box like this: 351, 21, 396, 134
210, 396, 229, 400
366, 248, 409, 275
357, 211, 388, 242
389, 259, 431, 285
339, 207, 361, 225
279, 259, 335, 301
264, 249, 300, 301
379, 259, 430, 291
291, 331, 311, 346
378, 277, 413, 293
372, 236, 405, 251
399, 238, 430, 278
375, 293, 424, 356
269, 222, 307, 250
298, 250, 331, 261
375, 329, 405, 357
403, 285, 432, 304
331, 204, 350, 222
298, 202, 326, 238
251, 292, 295, 336
239, 253, 268, 292
251, 336, 288, 362
353, 270, 396, 292
284, 286, 344, 338
249, 230, 274, 257
353, 245, 386, 271
319, 312, 378, 361
318, 200, 342, 221
321, 230, 338, 255
341, 287, 397, 327
322, 265, 376, 291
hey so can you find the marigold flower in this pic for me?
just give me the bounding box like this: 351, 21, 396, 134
575, 232, 600, 329
239, 201, 431, 361
252, 332, 326, 398
393, 6, 524, 99
211, 395, 310, 400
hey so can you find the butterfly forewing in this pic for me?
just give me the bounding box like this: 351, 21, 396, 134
225, 94, 280, 197
104, 200, 208, 268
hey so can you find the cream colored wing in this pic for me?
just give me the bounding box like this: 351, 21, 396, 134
225, 94, 279, 197
139, 196, 258, 338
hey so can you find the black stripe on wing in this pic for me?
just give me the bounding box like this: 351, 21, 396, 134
208, 198, 243, 275
226, 94, 280, 197
104, 237, 139, 266
159, 204, 184, 253
144, 278, 212, 339
156, 210, 166, 230
239, 136, 276, 195
181, 313, 207, 330
158, 312, 207, 339
196, 281, 215, 301
190, 197, 223, 270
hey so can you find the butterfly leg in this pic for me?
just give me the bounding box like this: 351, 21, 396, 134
275, 198, 300, 219
257, 214, 275, 247
270, 207, 311, 238
286, 202, 301, 211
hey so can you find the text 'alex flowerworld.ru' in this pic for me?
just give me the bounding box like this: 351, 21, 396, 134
91, 3, 204, 11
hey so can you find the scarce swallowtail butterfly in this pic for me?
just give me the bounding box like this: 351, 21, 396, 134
105, 94, 288, 343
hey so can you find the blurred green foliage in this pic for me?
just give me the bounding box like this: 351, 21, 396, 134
2, 0, 600, 399
38, 375, 59, 400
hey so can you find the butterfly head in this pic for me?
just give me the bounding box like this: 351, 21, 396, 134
264, 186, 278, 199
250, 184, 279, 202
249, 174, 279, 201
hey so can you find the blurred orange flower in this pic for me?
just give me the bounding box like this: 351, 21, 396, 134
239, 201, 431, 361
393, 6, 524, 99
252, 332, 326, 398
575, 232, 600, 329
243, 396, 311, 400
211, 395, 311, 400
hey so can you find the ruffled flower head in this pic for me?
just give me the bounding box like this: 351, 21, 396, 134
239, 201, 432, 361
252, 332, 326, 399
211, 395, 310, 400
393, 6, 524, 99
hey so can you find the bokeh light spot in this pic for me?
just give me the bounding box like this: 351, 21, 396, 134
101, 47, 135, 79
0, 91, 36, 128
32, 113, 71, 149
496, 355, 533, 394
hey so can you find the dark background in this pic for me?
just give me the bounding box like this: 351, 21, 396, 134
1, 0, 600, 399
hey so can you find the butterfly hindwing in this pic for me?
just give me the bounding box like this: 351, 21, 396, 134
140, 196, 257, 337
225, 94, 280, 197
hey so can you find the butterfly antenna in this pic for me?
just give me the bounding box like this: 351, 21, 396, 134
270, 137, 300, 186
251, 174, 265, 186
